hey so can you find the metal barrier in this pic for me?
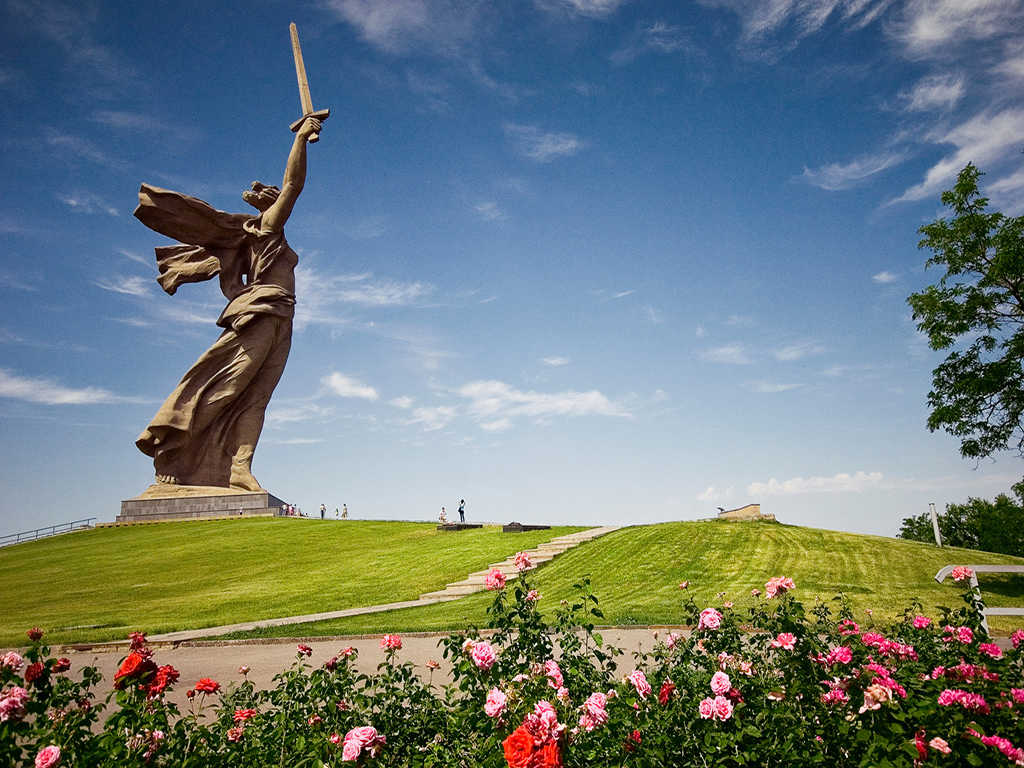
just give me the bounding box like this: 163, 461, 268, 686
0, 518, 97, 548
935, 564, 1024, 635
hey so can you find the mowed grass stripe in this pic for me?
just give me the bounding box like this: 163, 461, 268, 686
0, 519, 585, 647
214, 520, 1024, 640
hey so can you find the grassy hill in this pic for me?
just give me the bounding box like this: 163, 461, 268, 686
2, 518, 1022, 648
0, 519, 584, 648
216, 519, 1024, 640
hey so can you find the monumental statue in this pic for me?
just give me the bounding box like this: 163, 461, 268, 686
130, 25, 329, 495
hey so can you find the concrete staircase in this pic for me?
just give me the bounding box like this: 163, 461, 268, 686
419, 526, 620, 601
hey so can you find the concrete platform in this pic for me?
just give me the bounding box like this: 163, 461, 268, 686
118, 485, 287, 523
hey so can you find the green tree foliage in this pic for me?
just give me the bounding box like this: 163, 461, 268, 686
898, 492, 1024, 556
907, 163, 1024, 493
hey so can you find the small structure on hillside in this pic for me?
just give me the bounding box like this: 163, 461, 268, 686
717, 503, 775, 522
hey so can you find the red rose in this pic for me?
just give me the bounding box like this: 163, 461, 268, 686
53, 658, 71, 673
26, 627, 43, 642
194, 678, 220, 694
503, 726, 535, 768
146, 665, 180, 698
24, 662, 45, 684
659, 680, 675, 705
113, 652, 158, 690
535, 740, 563, 768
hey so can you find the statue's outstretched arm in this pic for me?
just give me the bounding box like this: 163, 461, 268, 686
262, 117, 322, 233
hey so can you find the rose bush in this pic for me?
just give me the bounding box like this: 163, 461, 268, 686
0, 567, 1022, 766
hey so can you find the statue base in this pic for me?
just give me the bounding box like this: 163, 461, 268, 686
117, 484, 287, 524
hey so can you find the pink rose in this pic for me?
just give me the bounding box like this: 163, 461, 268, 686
485, 688, 507, 718
297, 644, 312, 657
341, 739, 361, 762
751, 589, 761, 597
1012, 629, 1024, 649
826, 646, 852, 665
710, 671, 731, 696
771, 633, 796, 651
342, 726, 385, 761
839, 619, 859, 635
912, 615, 931, 629
956, 626, 974, 644
238, 665, 250, 675
0, 687, 30, 722
471, 641, 496, 671
764, 576, 795, 599
544, 660, 564, 689
929, 737, 951, 754
679, 581, 689, 590
698, 697, 715, 719
514, 551, 531, 571
713, 695, 733, 720
582, 692, 609, 729
951, 565, 974, 581
526, 589, 541, 602
485, 569, 506, 591
35, 746, 60, 768
697, 608, 722, 630
628, 670, 651, 699
380, 634, 402, 650
1, 652, 24, 673
979, 642, 1003, 659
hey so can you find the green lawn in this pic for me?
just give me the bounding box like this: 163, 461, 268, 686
0, 519, 584, 647
215, 519, 1024, 640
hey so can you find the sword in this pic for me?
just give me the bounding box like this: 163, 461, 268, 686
289, 23, 330, 143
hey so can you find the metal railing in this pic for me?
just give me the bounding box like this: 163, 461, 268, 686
935, 564, 1024, 635
0, 518, 97, 548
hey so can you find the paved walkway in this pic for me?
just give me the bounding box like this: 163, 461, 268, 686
139, 525, 620, 645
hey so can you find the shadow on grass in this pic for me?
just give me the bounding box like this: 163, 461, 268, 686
979, 573, 1024, 599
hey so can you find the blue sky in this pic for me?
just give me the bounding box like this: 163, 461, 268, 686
2, 0, 1024, 538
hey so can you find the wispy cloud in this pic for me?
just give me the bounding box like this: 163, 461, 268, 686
611, 21, 694, 64
55, 191, 119, 216
749, 380, 801, 393
899, 73, 965, 112
323, 372, 380, 400
802, 150, 907, 190
542, 357, 571, 366
593, 288, 635, 300
266, 404, 336, 424
537, 0, 631, 17
458, 379, 628, 430
700, 345, 752, 365
504, 124, 586, 162
747, 470, 885, 495
406, 405, 458, 431
95, 276, 151, 297
891, 0, 1024, 57
774, 343, 822, 361
474, 201, 506, 221
44, 131, 125, 171
326, 0, 485, 56
872, 270, 899, 283
0, 368, 123, 405
697, 485, 734, 502
892, 108, 1024, 203
295, 267, 433, 327
390, 396, 414, 408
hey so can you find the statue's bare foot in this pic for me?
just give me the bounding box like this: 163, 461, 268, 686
230, 469, 263, 492
155, 474, 179, 485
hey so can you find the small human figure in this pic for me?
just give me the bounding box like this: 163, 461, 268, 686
334, 507, 339, 519
458, 499, 465, 523
342, 503, 348, 520
439, 507, 447, 524
320, 503, 326, 519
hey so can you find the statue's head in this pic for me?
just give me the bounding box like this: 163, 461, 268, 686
242, 181, 281, 211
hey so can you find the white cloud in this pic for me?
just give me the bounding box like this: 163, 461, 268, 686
458, 379, 628, 429
899, 73, 965, 112
406, 405, 458, 430
700, 345, 752, 365
294, 267, 432, 327
474, 201, 506, 221
326, 0, 483, 55
542, 357, 571, 366
697, 485, 734, 502
750, 380, 801, 393
95, 275, 151, 297
323, 372, 379, 400
892, 0, 1024, 56
0, 369, 120, 405
872, 270, 900, 283
802, 150, 907, 190
593, 289, 635, 300
504, 124, 586, 162
266, 404, 335, 424
55, 190, 119, 216
541, 0, 631, 16
747, 470, 885, 495
611, 21, 693, 64
774, 343, 821, 361
390, 396, 414, 408
892, 108, 1024, 203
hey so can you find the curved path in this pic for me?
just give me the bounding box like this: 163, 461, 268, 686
134, 526, 620, 645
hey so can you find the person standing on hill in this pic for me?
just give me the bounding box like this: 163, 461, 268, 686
458, 499, 465, 523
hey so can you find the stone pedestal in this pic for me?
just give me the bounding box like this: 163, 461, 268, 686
502, 523, 551, 533
118, 485, 287, 524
